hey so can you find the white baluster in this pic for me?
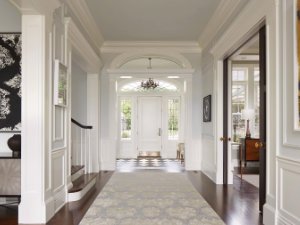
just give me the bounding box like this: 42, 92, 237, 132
80, 129, 83, 166
88, 129, 91, 173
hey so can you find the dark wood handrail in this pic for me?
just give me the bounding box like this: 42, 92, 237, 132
71, 118, 92, 129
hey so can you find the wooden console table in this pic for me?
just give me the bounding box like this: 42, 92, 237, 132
239, 137, 260, 178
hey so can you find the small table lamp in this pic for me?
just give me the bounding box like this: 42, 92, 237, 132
241, 109, 255, 138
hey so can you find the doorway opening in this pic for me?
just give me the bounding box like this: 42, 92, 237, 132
223, 26, 266, 212
117, 79, 183, 161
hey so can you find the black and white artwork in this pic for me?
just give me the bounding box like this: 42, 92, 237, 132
0, 33, 21, 131
203, 95, 211, 122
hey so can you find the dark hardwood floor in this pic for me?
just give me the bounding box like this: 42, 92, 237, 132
0, 171, 113, 225
0, 160, 263, 225
187, 171, 263, 225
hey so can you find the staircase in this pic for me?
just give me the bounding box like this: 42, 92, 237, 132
69, 118, 97, 202
68, 165, 97, 202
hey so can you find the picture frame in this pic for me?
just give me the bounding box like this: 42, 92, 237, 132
54, 59, 68, 107
0, 32, 22, 132
203, 95, 211, 122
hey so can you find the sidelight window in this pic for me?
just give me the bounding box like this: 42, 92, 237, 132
120, 98, 132, 140
168, 98, 180, 140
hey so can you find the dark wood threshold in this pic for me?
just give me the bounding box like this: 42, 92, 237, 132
234, 166, 259, 174
71, 165, 84, 175
68, 173, 98, 193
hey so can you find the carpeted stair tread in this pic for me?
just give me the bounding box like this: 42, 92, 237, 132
68, 173, 97, 193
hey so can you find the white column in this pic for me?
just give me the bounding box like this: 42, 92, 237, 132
87, 74, 100, 172
19, 15, 53, 223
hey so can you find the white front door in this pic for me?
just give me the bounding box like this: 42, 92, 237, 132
137, 97, 162, 154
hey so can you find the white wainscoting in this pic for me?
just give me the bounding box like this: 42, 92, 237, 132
277, 156, 300, 225
201, 134, 216, 181
184, 139, 201, 171
51, 150, 66, 213
164, 140, 178, 159
100, 139, 117, 170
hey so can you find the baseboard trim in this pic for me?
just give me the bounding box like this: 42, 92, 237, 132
277, 214, 295, 225
263, 203, 276, 225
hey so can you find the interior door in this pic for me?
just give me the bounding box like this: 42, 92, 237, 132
223, 26, 267, 212
258, 25, 266, 212
137, 97, 162, 153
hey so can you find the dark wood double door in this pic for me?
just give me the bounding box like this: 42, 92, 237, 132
223, 26, 266, 212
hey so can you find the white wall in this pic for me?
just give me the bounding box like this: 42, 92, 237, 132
200, 0, 300, 224
200, 51, 216, 180
0, 0, 21, 156
71, 62, 87, 124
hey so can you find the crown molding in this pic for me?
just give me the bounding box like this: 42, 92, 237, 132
65, 18, 102, 73
65, 0, 104, 50
198, 0, 248, 49
10, 0, 60, 14
101, 41, 202, 54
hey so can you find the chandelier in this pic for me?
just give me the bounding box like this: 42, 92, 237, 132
140, 58, 159, 89
141, 78, 159, 89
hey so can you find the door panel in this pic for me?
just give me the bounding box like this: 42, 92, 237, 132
259, 26, 266, 212
138, 97, 162, 152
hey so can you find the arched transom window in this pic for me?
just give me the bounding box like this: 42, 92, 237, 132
120, 80, 178, 92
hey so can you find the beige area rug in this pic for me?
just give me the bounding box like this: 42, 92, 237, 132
80, 172, 225, 225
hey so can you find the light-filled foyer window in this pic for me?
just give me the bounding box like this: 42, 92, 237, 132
168, 98, 180, 140
120, 98, 132, 140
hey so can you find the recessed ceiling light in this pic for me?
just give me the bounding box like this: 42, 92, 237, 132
167, 76, 180, 79
120, 76, 132, 79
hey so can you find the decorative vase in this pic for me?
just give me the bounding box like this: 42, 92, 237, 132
7, 134, 21, 158
246, 119, 251, 138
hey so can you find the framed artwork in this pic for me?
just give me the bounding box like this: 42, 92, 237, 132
0, 33, 22, 132
54, 59, 68, 107
203, 95, 211, 122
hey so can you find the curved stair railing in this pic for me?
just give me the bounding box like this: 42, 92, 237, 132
71, 118, 93, 173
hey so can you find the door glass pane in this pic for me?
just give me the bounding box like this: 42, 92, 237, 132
120, 99, 132, 140
232, 84, 246, 141
168, 99, 179, 140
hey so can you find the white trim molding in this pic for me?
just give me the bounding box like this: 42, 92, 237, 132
198, 0, 249, 49
10, 0, 60, 15
65, 18, 102, 74
19, 15, 53, 224
277, 156, 300, 225
108, 51, 194, 70
65, 0, 104, 50
101, 41, 202, 54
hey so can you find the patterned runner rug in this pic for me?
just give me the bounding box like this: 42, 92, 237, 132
80, 172, 225, 225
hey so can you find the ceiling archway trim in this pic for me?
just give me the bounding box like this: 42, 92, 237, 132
109, 51, 193, 70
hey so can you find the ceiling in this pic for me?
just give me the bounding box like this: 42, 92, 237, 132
85, 0, 221, 41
